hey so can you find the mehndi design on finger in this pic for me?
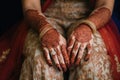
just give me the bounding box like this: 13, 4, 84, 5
84, 39, 93, 61
70, 42, 81, 64
61, 45, 70, 68
50, 48, 62, 71
75, 43, 87, 65
55, 46, 67, 71
67, 36, 75, 56
43, 47, 52, 66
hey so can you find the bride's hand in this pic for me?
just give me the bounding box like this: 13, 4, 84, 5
24, 9, 70, 71
41, 25, 69, 72
67, 24, 93, 66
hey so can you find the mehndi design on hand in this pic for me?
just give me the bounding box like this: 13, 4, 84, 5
25, 9, 70, 71
88, 7, 111, 29
67, 7, 111, 66
25, 9, 48, 32
67, 24, 93, 66
41, 29, 69, 71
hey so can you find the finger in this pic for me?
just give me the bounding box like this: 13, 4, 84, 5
49, 48, 62, 71
55, 46, 67, 72
67, 36, 75, 56
70, 41, 81, 65
75, 43, 87, 66
43, 47, 52, 66
85, 41, 93, 61
61, 45, 70, 68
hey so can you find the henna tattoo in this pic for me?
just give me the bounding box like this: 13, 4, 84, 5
68, 7, 111, 66
75, 43, 87, 65
84, 42, 92, 61
61, 45, 70, 68
74, 24, 92, 43
68, 24, 93, 66
25, 9, 70, 71
41, 29, 59, 48
70, 42, 80, 64
25, 9, 49, 32
88, 7, 111, 29
41, 27, 69, 71
43, 47, 52, 66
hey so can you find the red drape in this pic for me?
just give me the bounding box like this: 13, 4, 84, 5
0, 2, 49, 80
89, 0, 120, 79
99, 20, 120, 80
0, 21, 28, 80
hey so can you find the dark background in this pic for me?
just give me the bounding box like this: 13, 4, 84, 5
0, 0, 120, 36
0, 0, 23, 35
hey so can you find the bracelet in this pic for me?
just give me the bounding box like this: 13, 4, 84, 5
39, 24, 53, 40
67, 20, 97, 37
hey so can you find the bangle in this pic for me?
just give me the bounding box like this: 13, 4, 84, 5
67, 20, 97, 37
39, 24, 53, 40
78, 20, 97, 34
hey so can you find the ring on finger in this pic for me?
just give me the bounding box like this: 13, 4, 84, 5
51, 48, 56, 56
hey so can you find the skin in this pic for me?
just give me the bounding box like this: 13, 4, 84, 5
67, 0, 114, 66
22, 0, 114, 70
22, 0, 69, 71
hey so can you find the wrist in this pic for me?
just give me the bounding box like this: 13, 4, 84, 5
39, 24, 54, 40
77, 24, 92, 32
25, 9, 49, 32
76, 20, 97, 34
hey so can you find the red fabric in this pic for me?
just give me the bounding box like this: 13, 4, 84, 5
99, 20, 120, 80
0, 2, 49, 80
0, 21, 28, 80
90, 0, 120, 79
42, 0, 52, 12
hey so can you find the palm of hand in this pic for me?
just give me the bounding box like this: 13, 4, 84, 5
67, 24, 93, 66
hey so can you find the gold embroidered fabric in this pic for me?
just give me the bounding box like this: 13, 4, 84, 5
20, 19, 112, 80
20, 0, 113, 80
0, 49, 10, 63
44, 0, 91, 29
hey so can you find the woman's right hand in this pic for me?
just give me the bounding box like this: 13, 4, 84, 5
24, 8, 69, 71
40, 25, 69, 72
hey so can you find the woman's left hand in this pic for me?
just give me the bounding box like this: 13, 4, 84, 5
67, 24, 93, 66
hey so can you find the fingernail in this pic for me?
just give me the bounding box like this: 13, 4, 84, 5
57, 64, 62, 71
67, 63, 70, 68
84, 57, 89, 61
49, 64, 53, 66
70, 59, 74, 64
75, 60, 80, 66
70, 63, 74, 67
84, 55, 90, 61
48, 61, 53, 66
63, 68, 67, 72
61, 64, 67, 72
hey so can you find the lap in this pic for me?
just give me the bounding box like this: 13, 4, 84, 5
20, 51, 63, 80
20, 18, 112, 80
20, 19, 64, 80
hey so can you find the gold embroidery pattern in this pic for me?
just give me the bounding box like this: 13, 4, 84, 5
0, 49, 11, 63
114, 55, 120, 72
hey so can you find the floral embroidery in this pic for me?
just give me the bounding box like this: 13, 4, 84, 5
114, 55, 120, 72
0, 49, 11, 63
